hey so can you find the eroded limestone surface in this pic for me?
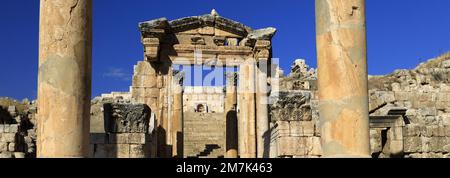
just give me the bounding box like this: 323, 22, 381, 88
269, 52, 450, 158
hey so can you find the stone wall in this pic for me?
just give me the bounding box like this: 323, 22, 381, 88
1, 95, 157, 158
0, 99, 37, 158
368, 52, 450, 158
269, 52, 450, 158
0, 124, 25, 158
183, 87, 225, 113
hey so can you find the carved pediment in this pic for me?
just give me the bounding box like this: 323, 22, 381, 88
139, 10, 276, 40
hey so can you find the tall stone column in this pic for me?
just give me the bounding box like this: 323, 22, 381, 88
256, 60, 269, 158
37, 0, 92, 158
225, 72, 238, 158
315, 0, 370, 157
254, 39, 272, 158
172, 71, 184, 158
238, 60, 257, 158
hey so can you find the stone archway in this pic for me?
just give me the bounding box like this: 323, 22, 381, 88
131, 10, 276, 158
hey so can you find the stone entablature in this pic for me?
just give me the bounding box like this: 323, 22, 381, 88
138, 10, 276, 64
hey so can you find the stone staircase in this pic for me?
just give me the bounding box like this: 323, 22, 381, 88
197, 144, 224, 158
184, 112, 226, 158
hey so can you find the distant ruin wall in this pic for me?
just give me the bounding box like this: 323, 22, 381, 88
269, 54, 450, 158
0, 101, 36, 158
183, 87, 225, 113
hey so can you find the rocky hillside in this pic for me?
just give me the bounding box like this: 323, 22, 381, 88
369, 52, 450, 91
367, 52, 450, 158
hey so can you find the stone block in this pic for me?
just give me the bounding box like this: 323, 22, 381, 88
277, 121, 290, 132
93, 144, 130, 158
418, 93, 436, 102
437, 92, 450, 101
104, 103, 151, 133
107, 133, 147, 144
288, 122, 301, 136
132, 75, 157, 88
128, 133, 147, 144
420, 137, 432, 153
429, 137, 448, 152
0, 152, 13, 158
132, 87, 159, 97
436, 101, 449, 110
391, 83, 401, 92
9, 125, 19, 133
129, 144, 147, 158
3, 125, 10, 133
8, 143, 15, 152
415, 100, 436, 108
116, 144, 131, 158
432, 126, 446, 137
0, 133, 16, 143
445, 126, 450, 136
423, 125, 446, 137
0, 142, 7, 152
290, 121, 314, 137
0, 125, 4, 133
404, 125, 420, 137
375, 91, 396, 103
444, 144, 450, 153
418, 107, 437, 117
108, 134, 129, 144
303, 122, 315, 136
13, 152, 26, 158
395, 92, 411, 101
404, 137, 422, 153
8, 106, 16, 113
277, 137, 301, 156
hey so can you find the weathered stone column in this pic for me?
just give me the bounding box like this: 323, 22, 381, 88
37, 0, 92, 158
238, 60, 257, 158
256, 60, 269, 158
254, 39, 272, 158
225, 72, 238, 158
315, 0, 370, 157
171, 71, 184, 158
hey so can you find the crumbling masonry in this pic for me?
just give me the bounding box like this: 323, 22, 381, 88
1, 0, 448, 158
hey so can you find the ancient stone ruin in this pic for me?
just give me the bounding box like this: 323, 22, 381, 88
0, 0, 448, 158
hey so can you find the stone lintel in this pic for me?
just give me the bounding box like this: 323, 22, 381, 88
369, 115, 405, 128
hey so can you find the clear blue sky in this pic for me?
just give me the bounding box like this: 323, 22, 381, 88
1, 0, 449, 100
